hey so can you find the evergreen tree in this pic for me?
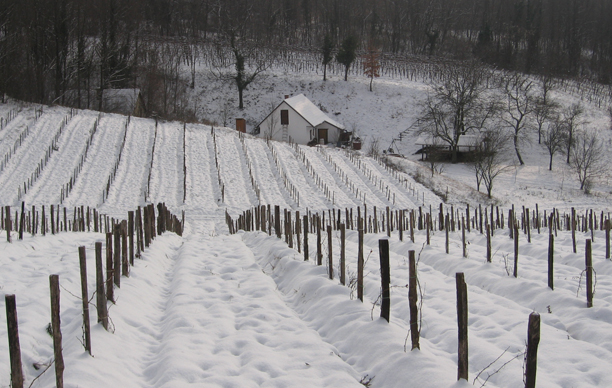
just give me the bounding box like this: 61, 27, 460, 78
321, 35, 334, 81
336, 36, 359, 81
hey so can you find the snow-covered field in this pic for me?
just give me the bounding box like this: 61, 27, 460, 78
0, 63, 611, 387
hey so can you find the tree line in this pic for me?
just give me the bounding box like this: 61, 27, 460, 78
413, 61, 607, 198
1, 0, 612, 117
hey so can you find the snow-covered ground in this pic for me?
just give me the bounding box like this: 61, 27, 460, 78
0, 61, 611, 387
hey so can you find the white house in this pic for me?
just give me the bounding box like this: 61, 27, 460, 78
255, 94, 345, 145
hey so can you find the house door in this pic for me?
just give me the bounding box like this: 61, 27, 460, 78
318, 128, 328, 144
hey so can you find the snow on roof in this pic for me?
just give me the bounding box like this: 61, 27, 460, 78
284, 94, 344, 130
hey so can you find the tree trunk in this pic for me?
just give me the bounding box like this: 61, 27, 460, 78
514, 135, 524, 165
323, 64, 327, 81
344, 65, 349, 81
238, 87, 244, 110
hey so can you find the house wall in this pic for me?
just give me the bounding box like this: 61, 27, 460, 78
315, 123, 340, 144
258, 102, 313, 144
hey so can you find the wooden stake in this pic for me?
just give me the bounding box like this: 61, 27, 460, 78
50, 275, 65, 388
548, 235, 554, 290
379, 239, 390, 322
408, 250, 419, 350
586, 239, 593, 308
525, 312, 541, 388
456, 272, 468, 381
78, 247, 92, 355
5, 294, 24, 388
95, 242, 108, 330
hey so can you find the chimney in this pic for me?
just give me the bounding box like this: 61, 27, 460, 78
236, 118, 246, 133
284, 95, 289, 99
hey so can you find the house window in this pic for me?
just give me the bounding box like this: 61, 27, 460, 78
281, 110, 289, 125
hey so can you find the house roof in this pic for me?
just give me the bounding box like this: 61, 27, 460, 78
283, 94, 345, 130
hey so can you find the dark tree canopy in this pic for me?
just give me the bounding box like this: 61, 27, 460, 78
336, 36, 359, 81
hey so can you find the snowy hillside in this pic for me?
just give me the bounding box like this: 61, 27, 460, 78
0, 63, 611, 388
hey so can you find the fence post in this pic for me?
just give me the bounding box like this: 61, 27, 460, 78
50, 275, 64, 388
586, 239, 593, 308
358, 217, 364, 302
5, 294, 24, 388
514, 223, 519, 278
408, 250, 419, 350
5, 205, 11, 242
327, 225, 333, 279
606, 219, 610, 260
121, 221, 128, 277
128, 211, 134, 265
340, 224, 346, 286
78, 247, 92, 355
303, 215, 309, 261
95, 242, 108, 330
275, 205, 281, 239
114, 225, 121, 287
548, 234, 554, 290
106, 232, 114, 303
525, 312, 541, 388
456, 272, 468, 381
379, 239, 390, 322
316, 215, 322, 265
486, 223, 491, 262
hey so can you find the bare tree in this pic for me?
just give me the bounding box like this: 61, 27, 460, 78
502, 73, 536, 166
470, 129, 510, 199
263, 102, 280, 140
569, 129, 607, 192
562, 103, 585, 164
541, 116, 567, 171
415, 61, 497, 163
533, 96, 558, 144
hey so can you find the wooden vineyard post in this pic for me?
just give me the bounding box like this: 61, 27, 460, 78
571, 208, 577, 254
95, 242, 108, 329
128, 211, 134, 265
386, 206, 391, 238
586, 239, 593, 308
50, 275, 65, 388
514, 223, 519, 278
606, 219, 610, 260
410, 210, 414, 243
486, 223, 491, 263
379, 239, 390, 322
303, 215, 309, 261
456, 272, 468, 381
340, 224, 346, 285
445, 214, 450, 254
106, 232, 114, 303
19, 202, 25, 240
275, 205, 281, 239
316, 215, 322, 266
114, 225, 121, 287
548, 234, 554, 290
121, 221, 128, 277
327, 225, 333, 279
408, 250, 419, 350
296, 211, 301, 253
78, 247, 92, 355
399, 210, 404, 241
462, 217, 466, 258
5, 294, 24, 388
137, 207, 144, 254
5, 205, 11, 242
358, 218, 364, 302
525, 312, 541, 388
143, 206, 150, 247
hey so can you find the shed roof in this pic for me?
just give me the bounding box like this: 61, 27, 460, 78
284, 94, 344, 130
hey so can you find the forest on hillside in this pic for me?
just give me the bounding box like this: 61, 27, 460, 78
2, 0, 612, 120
